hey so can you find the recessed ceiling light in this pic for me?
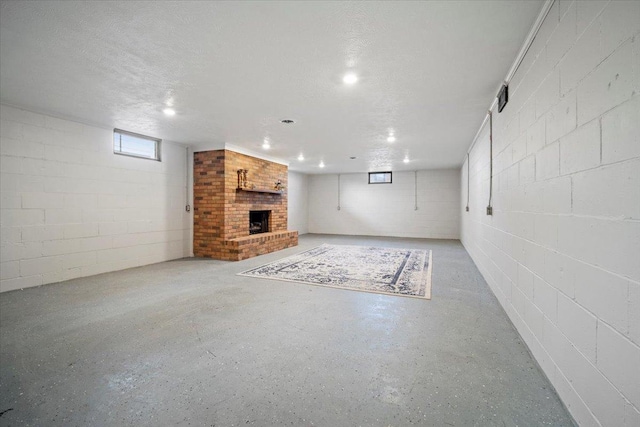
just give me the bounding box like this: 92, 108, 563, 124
163, 108, 176, 116
403, 157, 410, 163
298, 154, 304, 161
281, 119, 295, 124
262, 139, 270, 149
319, 161, 325, 168
387, 136, 396, 143
343, 73, 358, 85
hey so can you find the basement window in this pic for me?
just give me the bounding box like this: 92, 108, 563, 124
113, 129, 161, 161
368, 171, 392, 184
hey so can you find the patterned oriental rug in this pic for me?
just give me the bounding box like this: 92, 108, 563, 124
239, 244, 432, 299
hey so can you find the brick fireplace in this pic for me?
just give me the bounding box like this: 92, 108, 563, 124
193, 149, 298, 261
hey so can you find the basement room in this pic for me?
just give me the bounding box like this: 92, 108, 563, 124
0, 1, 638, 426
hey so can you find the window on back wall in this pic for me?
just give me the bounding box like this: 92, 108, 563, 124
113, 129, 161, 161
368, 171, 392, 184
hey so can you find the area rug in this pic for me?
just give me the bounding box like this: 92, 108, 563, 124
238, 244, 432, 299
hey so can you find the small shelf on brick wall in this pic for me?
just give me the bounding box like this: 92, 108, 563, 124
236, 187, 284, 195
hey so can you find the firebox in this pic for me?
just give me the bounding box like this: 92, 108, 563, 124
249, 210, 270, 235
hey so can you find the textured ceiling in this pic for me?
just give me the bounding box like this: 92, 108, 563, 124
0, 1, 543, 173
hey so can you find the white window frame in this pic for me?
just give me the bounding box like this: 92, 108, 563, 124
113, 129, 161, 161
368, 171, 392, 184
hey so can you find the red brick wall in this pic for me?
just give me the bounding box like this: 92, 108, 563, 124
193, 149, 297, 260
223, 150, 288, 239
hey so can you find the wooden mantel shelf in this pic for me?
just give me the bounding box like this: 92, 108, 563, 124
236, 187, 284, 195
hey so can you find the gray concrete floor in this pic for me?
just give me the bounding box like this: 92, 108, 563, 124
0, 234, 574, 426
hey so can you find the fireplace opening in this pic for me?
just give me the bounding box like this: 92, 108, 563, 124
249, 210, 270, 235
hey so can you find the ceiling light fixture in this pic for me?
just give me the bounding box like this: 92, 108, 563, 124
343, 73, 358, 85
281, 119, 295, 124
262, 138, 270, 149
298, 154, 304, 161
403, 157, 410, 163
387, 135, 396, 143
163, 108, 176, 116
319, 161, 325, 168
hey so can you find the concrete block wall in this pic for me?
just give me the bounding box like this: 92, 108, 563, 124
0, 105, 191, 293
309, 169, 460, 239
288, 171, 309, 235
460, 1, 639, 426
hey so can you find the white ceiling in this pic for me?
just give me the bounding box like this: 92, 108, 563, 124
0, 1, 543, 173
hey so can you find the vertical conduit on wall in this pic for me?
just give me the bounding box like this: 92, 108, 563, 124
414, 171, 418, 210
464, 0, 557, 217
337, 174, 341, 211
185, 146, 191, 212
466, 153, 470, 212
487, 110, 493, 215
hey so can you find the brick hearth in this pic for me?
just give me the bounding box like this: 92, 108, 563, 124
193, 149, 298, 261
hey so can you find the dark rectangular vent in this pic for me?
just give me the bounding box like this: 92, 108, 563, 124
497, 84, 508, 113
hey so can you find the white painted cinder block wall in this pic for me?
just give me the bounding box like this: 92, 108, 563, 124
0, 105, 192, 293
460, 1, 639, 426
287, 171, 309, 235
309, 170, 460, 239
